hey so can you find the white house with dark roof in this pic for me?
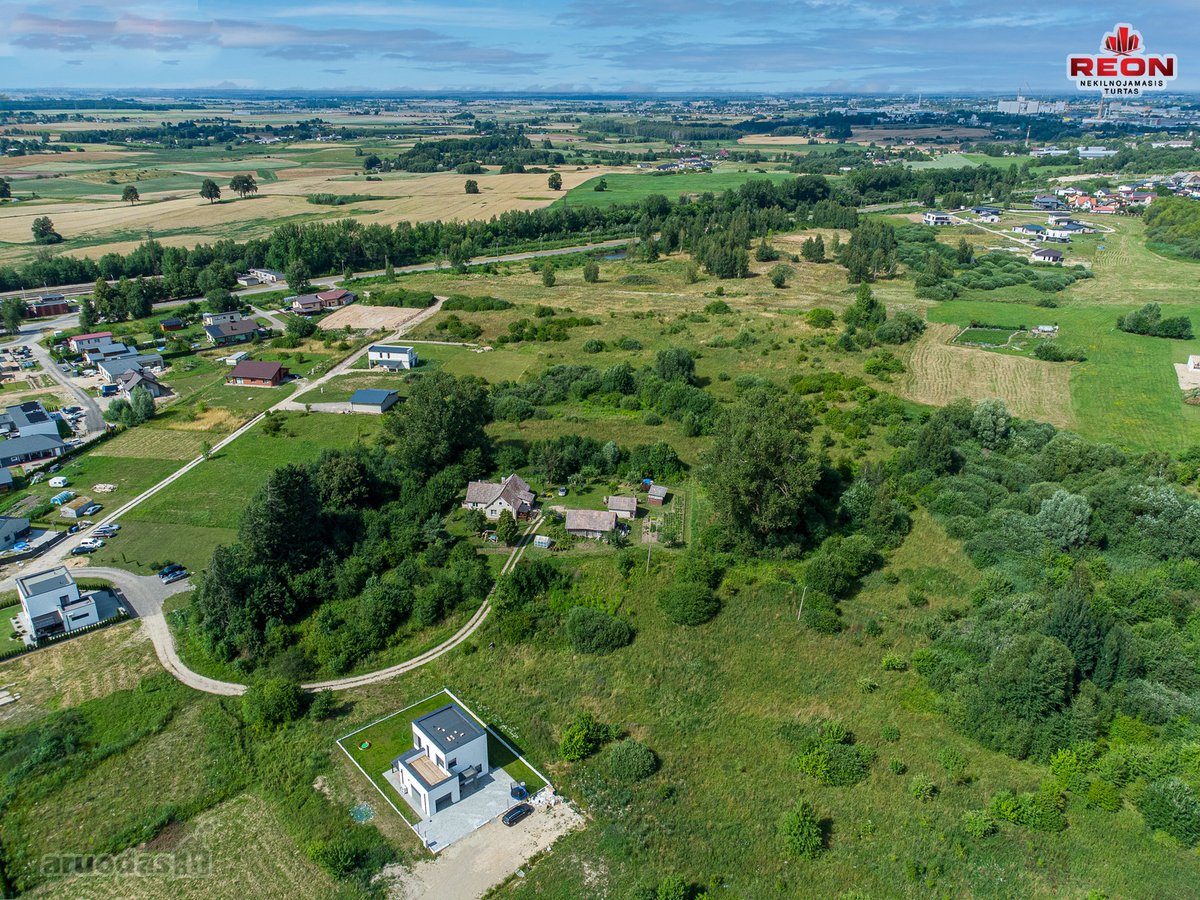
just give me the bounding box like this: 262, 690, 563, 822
463, 473, 534, 519
368, 345, 419, 371
391, 703, 489, 816
16, 566, 97, 640
1030, 247, 1064, 264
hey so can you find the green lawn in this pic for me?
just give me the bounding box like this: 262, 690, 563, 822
553, 169, 795, 210
337, 689, 547, 826
954, 327, 1019, 345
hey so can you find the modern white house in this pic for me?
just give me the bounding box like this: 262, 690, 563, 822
16, 566, 98, 641
463, 473, 535, 520
201, 311, 243, 327
367, 345, 419, 371
922, 211, 953, 226
391, 703, 490, 816
247, 267, 284, 283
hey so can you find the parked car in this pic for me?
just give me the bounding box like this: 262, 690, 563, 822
502, 803, 534, 827
78, 538, 105, 551
79, 503, 102, 516
557, 487, 568, 497
160, 568, 189, 585
48, 463, 61, 473
70, 546, 92, 556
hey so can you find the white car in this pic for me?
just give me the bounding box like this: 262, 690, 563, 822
77, 537, 105, 551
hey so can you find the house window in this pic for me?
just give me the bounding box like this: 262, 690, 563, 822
447, 758, 457, 769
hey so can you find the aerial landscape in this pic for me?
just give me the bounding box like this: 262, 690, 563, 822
2, 4, 1200, 899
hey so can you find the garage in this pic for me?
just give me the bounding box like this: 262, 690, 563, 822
434, 793, 454, 813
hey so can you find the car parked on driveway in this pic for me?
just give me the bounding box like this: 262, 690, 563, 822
501, 803, 533, 827
78, 538, 105, 551
158, 563, 188, 584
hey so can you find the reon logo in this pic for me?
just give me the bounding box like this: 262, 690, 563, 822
1068, 24, 1177, 96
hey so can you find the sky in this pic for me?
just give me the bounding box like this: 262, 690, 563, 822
0, 0, 1196, 95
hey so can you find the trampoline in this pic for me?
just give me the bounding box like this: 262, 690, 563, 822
510, 782, 528, 801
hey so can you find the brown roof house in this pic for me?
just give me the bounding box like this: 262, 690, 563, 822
565, 509, 618, 540
463, 473, 535, 520
226, 360, 288, 387
605, 495, 638, 520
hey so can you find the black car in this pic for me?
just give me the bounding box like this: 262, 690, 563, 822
70, 546, 92, 556
158, 563, 186, 582
501, 803, 533, 827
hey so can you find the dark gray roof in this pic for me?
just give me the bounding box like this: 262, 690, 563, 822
350, 388, 397, 406
17, 565, 74, 598
0, 468, 13, 486
0, 434, 65, 458
5, 401, 51, 430
413, 703, 485, 753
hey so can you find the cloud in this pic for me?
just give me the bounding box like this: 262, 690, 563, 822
65, 58, 83, 65
322, 67, 345, 74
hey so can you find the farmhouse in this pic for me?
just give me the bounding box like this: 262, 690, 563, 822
0, 401, 60, 440
922, 211, 953, 226
647, 484, 669, 506
391, 703, 489, 817
463, 473, 534, 520
1033, 195, 1064, 210
565, 508, 618, 540
226, 360, 288, 387
205, 319, 260, 346
1031, 248, 1064, 264
0, 435, 65, 467
201, 311, 243, 327
367, 345, 419, 371
0, 515, 30, 550
67, 331, 113, 354
16, 566, 98, 641
605, 495, 638, 519
349, 388, 399, 413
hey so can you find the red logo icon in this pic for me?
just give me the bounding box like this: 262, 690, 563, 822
1102, 24, 1141, 56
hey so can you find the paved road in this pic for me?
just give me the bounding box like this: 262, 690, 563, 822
24, 339, 105, 435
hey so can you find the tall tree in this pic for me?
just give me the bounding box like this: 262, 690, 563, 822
77, 294, 98, 331
496, 509, 520, 546
229, 174, 258, 198
31, 216, 62, 245
286, 260, 311, 295
464, 179, 479, 194
199, 178, 221, 203
237, 464, 323, 570
1, 298, 26, 334
547, 172, 563, 191
700, 388, 824, 545
384, 371, 490, 475
129, 385, 156, 423
121, 185, 140, 205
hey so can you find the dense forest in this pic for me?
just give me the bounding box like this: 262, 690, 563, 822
1145, 197, 1200, 260
374, 129, 565, 173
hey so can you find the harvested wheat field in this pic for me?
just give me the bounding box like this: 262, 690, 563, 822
902, 323, 1076, 427
319, 303, 423, 331
92, 427, 208, 460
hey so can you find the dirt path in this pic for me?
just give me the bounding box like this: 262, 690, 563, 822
385, 801, 584, 900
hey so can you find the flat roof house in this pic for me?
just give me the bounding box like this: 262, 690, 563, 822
605, 495, 638, 519
17, 566, 98, 641
1013, 224, 1045, 236
28, 295, 70, 317
368, 345, 419, 371
84, 341, 136, 364
1031, 248, 1064, 264
391, 703, 489, 817
463, 473, 534, 520
349, 388, 399, 413
0, 435, 65, 467
226, 360, 288, 387
0, 401, 60, 440
205, 319, 260, 346
67, 331, 113, 353
565, 508, 618, 540
247, 267, 284, 283
922, 211, 953, 226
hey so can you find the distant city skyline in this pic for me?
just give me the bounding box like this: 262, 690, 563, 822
0, 1, 1196, 95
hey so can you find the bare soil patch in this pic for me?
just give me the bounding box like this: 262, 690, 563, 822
320, 304, 423, 332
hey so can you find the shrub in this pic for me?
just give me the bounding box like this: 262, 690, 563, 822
608, 740, 659, 782
242, 677, 303, 732
566, 605, 634, 654
890, 758, 908, 776
802, 591, 842, 634
910, 774, 937, 801
582, 339, 605, 353
778, 799, 826, 858
1138, 778, 1200, 846
643, 412, 663, 426
962, 810, 997, 839
881, 653, 908, 672
806, 307, 836, 328
656, 876, 688, 900
1086, 779, 1121, 812
882, 725, 900, 742
989, 784, 1067, 833
658, 582, 720, 626
938, 748, 969, 785
856, 676, 879, 694
560, 712, 616, 761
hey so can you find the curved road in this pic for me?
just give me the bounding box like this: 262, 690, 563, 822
67, 515, 542, 696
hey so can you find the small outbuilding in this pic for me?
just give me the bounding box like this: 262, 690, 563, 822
605, 495, 638, 519
349, 388, 400, 413
647, 484, 669, 506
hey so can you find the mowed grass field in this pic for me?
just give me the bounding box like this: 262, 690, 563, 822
553, 168, 795, 209
90, 411, 384, 573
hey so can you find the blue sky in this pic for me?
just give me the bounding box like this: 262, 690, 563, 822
0, 1, 1196, 94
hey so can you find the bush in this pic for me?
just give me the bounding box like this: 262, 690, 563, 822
566, 605, 634, 654
560, 712, 615, 761
607, 740, 659, 781
962, 810, 997, 838
806, 307, 836, 328
882, 725, 900, 742
938, 748, 969, 784
658, 582, 720, 626
890, 758, 908, 776
989, 784, 1067, 833
778, 799, 826, 858
910, 774, 937, 801
656, 876, 688, 900
1138, 778, 1200, 846
242, 677, 303, 732
1086, 779, 1121, 812
582, 339, 605, 353
881, 653, 908, 672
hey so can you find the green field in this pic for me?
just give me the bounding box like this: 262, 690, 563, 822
554, 168, 795, 209
953, 326, 1019, 346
